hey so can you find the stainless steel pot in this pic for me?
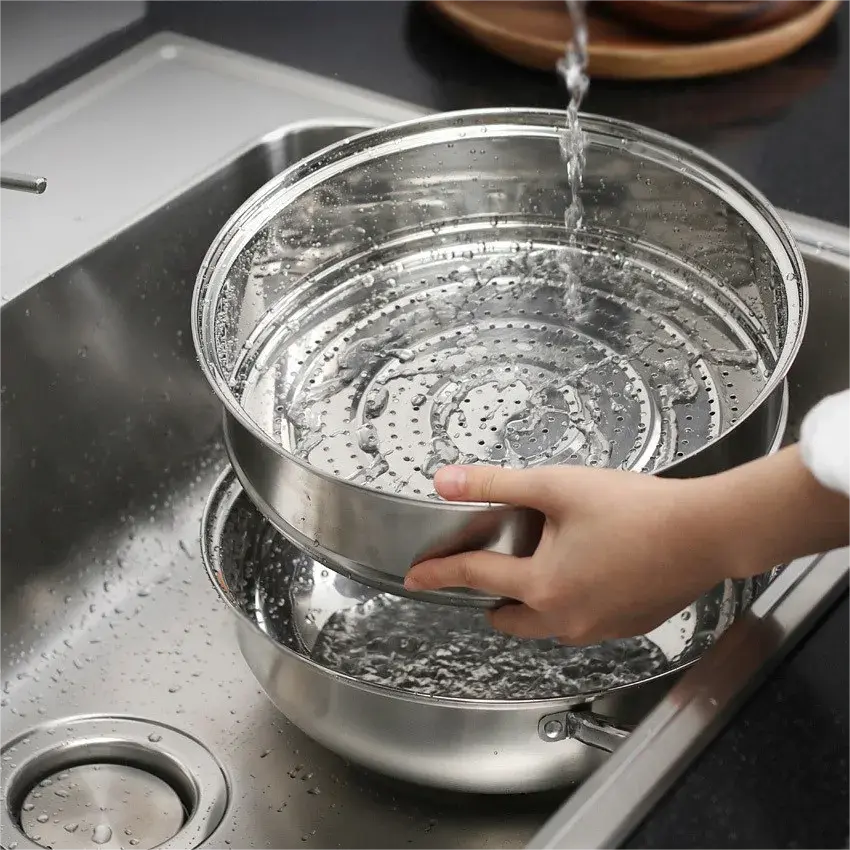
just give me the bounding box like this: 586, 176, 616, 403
202, 467, 775, 793
192, 109, 806, 606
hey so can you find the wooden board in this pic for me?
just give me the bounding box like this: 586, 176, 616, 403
428, 0, 842, 80
606, 2, 814, 38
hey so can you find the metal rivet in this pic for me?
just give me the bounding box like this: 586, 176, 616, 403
543, 719, 564, 739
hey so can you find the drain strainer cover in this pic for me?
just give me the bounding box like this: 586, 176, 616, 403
20, 764, 185, 849
1, 716, 227, 850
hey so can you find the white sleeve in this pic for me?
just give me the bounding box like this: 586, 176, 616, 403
799, 388, 850, 497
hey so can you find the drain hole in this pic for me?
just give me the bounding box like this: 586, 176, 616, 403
3, 718, 228, 850
20, 763, 186, 849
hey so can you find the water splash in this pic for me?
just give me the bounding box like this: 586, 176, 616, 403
310, 594, 670, 700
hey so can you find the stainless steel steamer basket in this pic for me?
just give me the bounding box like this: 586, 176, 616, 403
201, 467, 776, 793
192, 109, 807, 606
224, 381, 787, 606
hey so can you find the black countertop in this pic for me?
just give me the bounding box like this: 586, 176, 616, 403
3, 3, 848, 847
626, 591, 849, 849
7, 0, 846, 224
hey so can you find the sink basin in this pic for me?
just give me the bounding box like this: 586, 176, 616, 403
1, 123, 565, 850
2, 121, 848, 849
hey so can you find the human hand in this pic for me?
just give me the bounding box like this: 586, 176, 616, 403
404, 464, 727, 645
403, 446, 849, 645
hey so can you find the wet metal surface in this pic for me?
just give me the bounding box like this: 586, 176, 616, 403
1, 124, 564, 849
19, 764, 185, 850
2, 121, 847, 847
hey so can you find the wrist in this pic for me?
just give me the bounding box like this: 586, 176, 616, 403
671, 474, 753, 585
697, 445, 849, 580
694, 468, 773, 581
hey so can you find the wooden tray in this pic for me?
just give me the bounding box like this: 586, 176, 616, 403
428, 0, 842, 79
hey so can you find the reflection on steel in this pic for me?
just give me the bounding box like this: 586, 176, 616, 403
2, 92, 846, 845
1, 171, 46, 193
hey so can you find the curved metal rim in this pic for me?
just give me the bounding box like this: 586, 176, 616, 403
770, 378, 790, 454
0, 715, 229, 850
223, 411, 505, 608
227, 379, 787, 609
191, 107, 808, 511
199, 460, 784, 713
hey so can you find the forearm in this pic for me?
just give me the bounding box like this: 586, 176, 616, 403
701, 444, 849, 579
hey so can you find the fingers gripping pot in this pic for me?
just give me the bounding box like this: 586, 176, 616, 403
192, 109, 806, 607
201, 468, 775, 793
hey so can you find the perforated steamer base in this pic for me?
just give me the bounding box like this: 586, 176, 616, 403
236, 233, 767, 499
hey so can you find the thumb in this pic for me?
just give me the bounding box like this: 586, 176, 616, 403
434, 464, 561, 510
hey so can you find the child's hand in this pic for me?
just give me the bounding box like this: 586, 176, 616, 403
405, 463, 726, 643
404, 446, 849, 644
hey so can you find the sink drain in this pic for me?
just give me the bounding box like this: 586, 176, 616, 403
20, 764, 185, 849
1, 717, 228, 850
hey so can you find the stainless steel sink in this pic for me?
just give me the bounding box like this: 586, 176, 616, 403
1, 123, 564, 850
1, 121, 848, 850
781, 222, 849, 441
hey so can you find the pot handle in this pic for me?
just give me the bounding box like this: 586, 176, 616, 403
538, 709, 632, 754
